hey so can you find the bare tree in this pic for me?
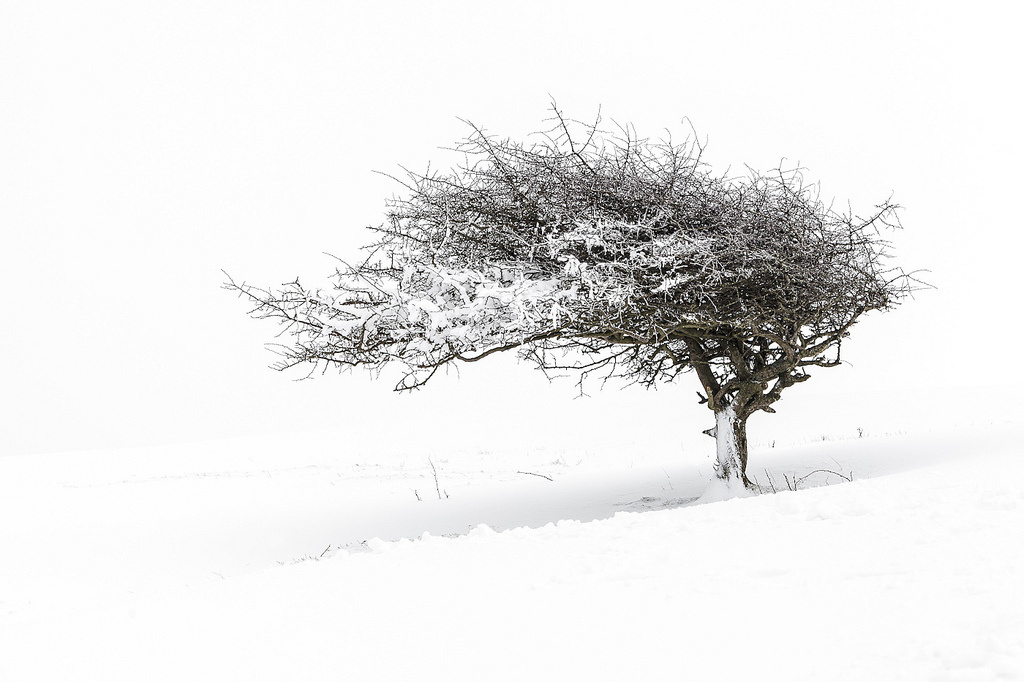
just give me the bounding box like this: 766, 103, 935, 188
225, 106, 918, 489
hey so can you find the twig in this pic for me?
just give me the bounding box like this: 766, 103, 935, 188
517, 470, 554, 481
661, 467, 674, 490
428, 457, 443, 500
796, 468, 853, 485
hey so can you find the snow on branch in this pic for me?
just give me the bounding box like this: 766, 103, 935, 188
226, 105, 919, 407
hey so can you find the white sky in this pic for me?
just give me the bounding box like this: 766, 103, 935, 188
2, 1, 1021, 456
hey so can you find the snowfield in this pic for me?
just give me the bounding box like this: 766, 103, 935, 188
2, 407, 1022, 681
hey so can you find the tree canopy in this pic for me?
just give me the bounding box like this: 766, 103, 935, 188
226, 107, 916, 487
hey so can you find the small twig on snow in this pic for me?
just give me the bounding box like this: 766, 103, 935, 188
796, 468, 853, 486
517, 471, 554, 481
428, 457, 444, 500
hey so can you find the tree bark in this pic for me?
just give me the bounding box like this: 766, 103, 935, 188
714, 403, 751, 488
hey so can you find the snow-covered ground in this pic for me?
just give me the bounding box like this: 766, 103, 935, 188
2, 397, 1022, 681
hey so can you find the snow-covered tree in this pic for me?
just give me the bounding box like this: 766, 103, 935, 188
226, 107, 916, 489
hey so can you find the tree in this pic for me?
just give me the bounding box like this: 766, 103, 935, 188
225, 107, 916, 490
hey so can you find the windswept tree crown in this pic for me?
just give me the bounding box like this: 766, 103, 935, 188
227, 109, 912, 416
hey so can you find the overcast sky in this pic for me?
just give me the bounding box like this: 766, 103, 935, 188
2, 1, 1021, 456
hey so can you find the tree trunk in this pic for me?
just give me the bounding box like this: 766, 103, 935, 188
714, 403, 751, 488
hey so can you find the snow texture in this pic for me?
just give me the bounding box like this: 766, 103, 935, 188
1, 413, 1022, 681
